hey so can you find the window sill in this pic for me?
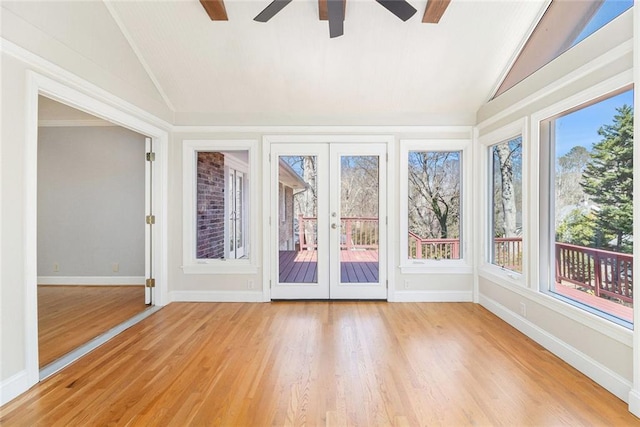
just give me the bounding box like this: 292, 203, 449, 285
182, 261, 259, 275
479, 264, 524, 288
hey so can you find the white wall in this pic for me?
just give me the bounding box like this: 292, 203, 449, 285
1, 1, 171, 402
475, 10, 635, 404
169, 127, 475, 303
37, 125, 145, 280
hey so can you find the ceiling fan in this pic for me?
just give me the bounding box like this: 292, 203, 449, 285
200, 0, 451, 38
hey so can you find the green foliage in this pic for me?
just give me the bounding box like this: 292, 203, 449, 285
556, 209, 612, 248
580, 104, 634, 252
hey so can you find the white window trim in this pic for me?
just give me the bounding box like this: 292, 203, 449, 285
478, 118, 528, 287
399, 139, 472, 274
182, 139, 259, 274
531, 77, 634, 328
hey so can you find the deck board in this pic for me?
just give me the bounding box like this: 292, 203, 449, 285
279, 250, 379, 283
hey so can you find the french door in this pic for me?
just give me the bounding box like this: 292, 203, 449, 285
270, 143, 387, 299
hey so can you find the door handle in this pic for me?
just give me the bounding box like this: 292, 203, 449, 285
331, 223, 337, 229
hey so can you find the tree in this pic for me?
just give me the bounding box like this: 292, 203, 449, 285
408, 151, 460, 239
493, 137, 522, 237
556, 145, 591, 212
580, 104, 634, 252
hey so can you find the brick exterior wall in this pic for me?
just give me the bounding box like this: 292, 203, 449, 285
279, 185, 295, 250
197, 152, 225, 259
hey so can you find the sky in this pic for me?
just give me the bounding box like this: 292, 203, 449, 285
555, 0, 634, 158
555, 89, 634, 158
571, 0, 633, 46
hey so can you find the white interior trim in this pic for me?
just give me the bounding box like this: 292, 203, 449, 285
393, 290, 473, 303
0, 38, 172, 130
480, 294, 632, 403
37, 277, 145, 285
38, 119, 115, 127
631, 2, 640, 417
477, 40, 633, 131
181, 139, 259, 275
398, 139, 473, 273
0, 371, 29, 406
170, 290, 264, 303
477, 118, 528, 288
22, 69, 170, 403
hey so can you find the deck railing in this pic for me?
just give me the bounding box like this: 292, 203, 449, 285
556, 242, 633, 304
298, 215, 379, 251
296, 218, 633, 303
408, 232, 460, 259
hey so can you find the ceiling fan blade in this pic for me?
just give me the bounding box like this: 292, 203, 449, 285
254, 0, 293, 22
375, 0, 417, 22
327, 0, 345, 38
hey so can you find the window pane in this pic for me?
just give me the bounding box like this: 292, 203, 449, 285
548, 89, 634, 324
408, 151, 461, 260
196, 150, 249, 260
490, 137, 523, 272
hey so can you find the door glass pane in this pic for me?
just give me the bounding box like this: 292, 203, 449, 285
339, 156, 379, 283
278, 156, 318, 283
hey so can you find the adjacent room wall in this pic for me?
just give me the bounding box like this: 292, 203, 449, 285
37, 125, 146, 282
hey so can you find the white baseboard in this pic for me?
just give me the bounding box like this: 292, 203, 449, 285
391, 290, 472, 302
629, 389, 640, 418
480, 294, 632, 403
1, 370, 31, 406
170, 290, 265, 303
38, 276, 145, 285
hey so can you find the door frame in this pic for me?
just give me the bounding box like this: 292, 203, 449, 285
24, 71, 170, 388
262, 135, 395, 301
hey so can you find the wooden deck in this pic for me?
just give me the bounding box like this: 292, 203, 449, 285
279, 250, 379, 283
555, 281, 633, 322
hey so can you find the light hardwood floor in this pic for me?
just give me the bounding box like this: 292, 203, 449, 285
38, 285, 147, 367
3, 302, 638, 425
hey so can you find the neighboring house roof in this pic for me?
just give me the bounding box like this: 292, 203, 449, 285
278, 160, 307, 190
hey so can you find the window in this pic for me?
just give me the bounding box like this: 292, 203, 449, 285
540, 88, 634, 325
489, 136, 523, 273
495, 0, 633, 98
400, 140, 471, 272
183, 140, 258, 274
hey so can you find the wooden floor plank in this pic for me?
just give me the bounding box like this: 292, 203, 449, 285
38, 285, 147, 367
2, 302, 636, 425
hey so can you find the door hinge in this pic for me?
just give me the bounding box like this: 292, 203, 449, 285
269, 153, 271, 162
386, 279, 389, 288
146, 278, 156, 288
270, 280, 272, 288
146, 152, 156, 162
386, 153, 389, 162
146, 215, 156, 225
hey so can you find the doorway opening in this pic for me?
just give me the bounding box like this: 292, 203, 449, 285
36, 96, 155, 374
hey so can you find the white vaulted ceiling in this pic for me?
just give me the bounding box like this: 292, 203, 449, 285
7, 0, 551, 125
